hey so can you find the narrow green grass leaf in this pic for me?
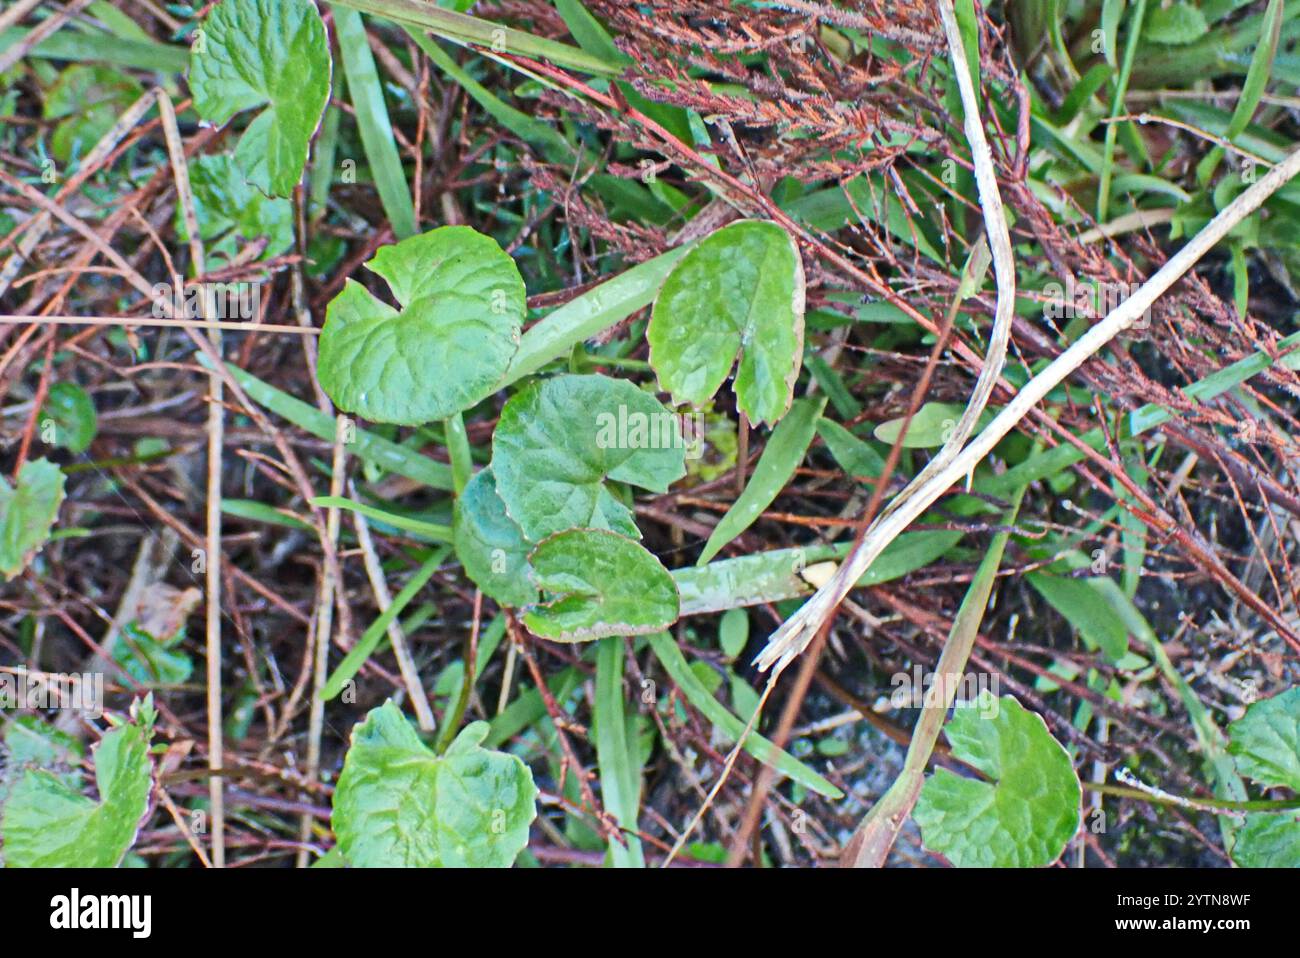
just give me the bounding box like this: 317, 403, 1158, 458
322, 548, 447, 700
1027, 573, 1129, 661
595, 637, 645, 867
407, 30, 574, 163
1097, 0, 1146, 222
504, 244, 693, 385
202, 356, 454, 490
1, 28, 189, 72
310, 495, 452, 541
223, 499, 313, 531
849, 480, 1028, 866
334, 6, 418, 239
697, 396, 826, 565
329, 0, 622, 76
816, 418, 884, 478
646, 633, 842, 799
1197, 0, 1283, 184
674, 529, 963, 616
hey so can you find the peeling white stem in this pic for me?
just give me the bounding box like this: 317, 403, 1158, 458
757, 0, 1016, 674
757, 121, 1300, 678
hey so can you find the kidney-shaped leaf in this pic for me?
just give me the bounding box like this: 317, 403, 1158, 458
1, 709, 153, 867
1228, 687, 1300, 792
1231, 812, 1300, 867
912, 693, 1081, 867
332, 702, 537, 867
491, 374, 686, 541
44, 65, 144, 165
0, 459, 66, 580
649, 220, 804, 425
318, 227, 525, 425
188, 0, 331, 197
524, 529, 679, 641
452, 467, 537, 608
42, 383, 97, 455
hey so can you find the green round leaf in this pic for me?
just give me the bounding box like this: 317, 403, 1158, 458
523, 529, 679, 641
0, 709, 154, 867
913, 693, 1081, 867
0, 459, 66, 580
1231, 812, 1300, 867
648, 220, 805, 425
1228, 687, 1300, 792
0, 716, 84, 805
183, 153, 294, 259
332, 702, 537, 867
491, 373, 686, 541
187, 0, 331, 197
452, 467, 537, 608
318, 227, 525, 425
43, 65, 143, 165
41, 383, 97, 454
111, 622, 194, 686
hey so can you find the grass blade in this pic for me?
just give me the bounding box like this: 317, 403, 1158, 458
1196, 0, 1283, 183
334, 6, 418, 240
328, 0, 621, 76
595, 638, 645, 867
647, 633, 842, 799
202, 356, 454, 490
322, 547, 448, 700
310, 495, 452, 542
696, 396, 827, 565
845, 479, 1028, 867
503, 244, 693, 385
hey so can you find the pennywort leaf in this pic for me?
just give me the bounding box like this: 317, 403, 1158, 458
43, 64, 143, 164
1228, 687, 1300, 792
1231, 812, 1300, 867
41, 383, 97, 454
523, 529, 679, 642
491, 374, 686, 542
0, 459, 66, 580
331, 702, 537, 867
183, 153, 294, 259
318, 226, 525, 425
188, 0, 331, 197
912, 693, 1081, 867
649, 220, 805, 426
453, 467, 538, 608
1, 703, 154, 867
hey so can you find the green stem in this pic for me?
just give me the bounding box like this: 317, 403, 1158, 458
1087, 783, 1300, 814
444, 412, 472, 495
